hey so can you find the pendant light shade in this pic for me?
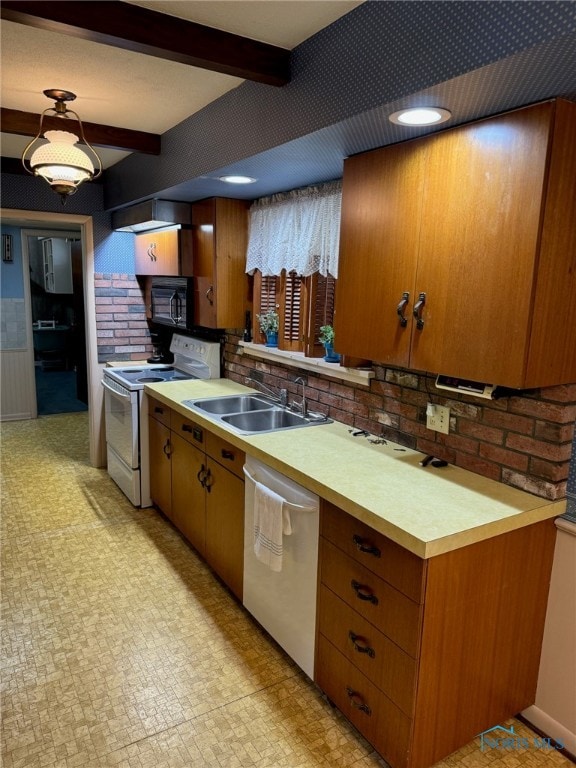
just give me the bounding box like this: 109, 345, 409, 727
22, 90, 102, 204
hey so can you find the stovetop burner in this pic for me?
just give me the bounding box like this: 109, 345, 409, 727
103, 334, 222, 391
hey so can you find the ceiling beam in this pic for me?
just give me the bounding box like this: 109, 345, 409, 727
1, 108, 161, 154
1, 1, 291, 87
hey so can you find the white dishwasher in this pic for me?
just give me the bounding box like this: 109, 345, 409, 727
243, 455, 319, 679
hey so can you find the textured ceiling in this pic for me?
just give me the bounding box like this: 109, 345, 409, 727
1, 0, 576, 211
0, 1, 362, 166
104, 0, 576, 209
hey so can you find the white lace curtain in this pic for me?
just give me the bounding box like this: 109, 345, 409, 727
245, 180, 342, 278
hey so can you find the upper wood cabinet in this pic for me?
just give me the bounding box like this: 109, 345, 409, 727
334, 99, 576, 389
134, 228, 193, 276
191, 198, 251, 328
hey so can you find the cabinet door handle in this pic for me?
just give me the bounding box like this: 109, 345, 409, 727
147, 243, 157, 262
221, 449, 235, 461
197, 464, 208, 486
163, 439, 172, 458
348, 631, 375, 658
206, 285, 214, 305
346, 687, 372, 716
396, 291, 410, 327
413, 291, 426, 330
352, 534, 381, 558
204, 469, 214, 493
351, 580, 379, 605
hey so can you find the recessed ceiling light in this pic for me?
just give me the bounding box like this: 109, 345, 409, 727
389, 107, 452, 126
218, 175, 257, 184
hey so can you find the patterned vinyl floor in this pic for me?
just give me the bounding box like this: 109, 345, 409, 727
1, 413, 572, 768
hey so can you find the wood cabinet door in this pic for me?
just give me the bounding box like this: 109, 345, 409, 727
135, 230, 179, 275
171, 432, 207, 557
213, 197, 251, 328
334, 141, 425, 366
410, 103, 552, 386
148, 416, 172, 517
204, 458, 244, 600
191, 198, 250, 328
191, 199, 217, 326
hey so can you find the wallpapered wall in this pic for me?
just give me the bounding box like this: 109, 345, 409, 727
1, 174, 134, 274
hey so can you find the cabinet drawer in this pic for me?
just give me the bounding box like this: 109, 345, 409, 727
322, 501, 425, 602
205, 432, 245, 479
172, 413, 205, 446
316, 634, 412, 768
320, 538, 422, 658
148, 397, 171, 427
318, 584, 417, 717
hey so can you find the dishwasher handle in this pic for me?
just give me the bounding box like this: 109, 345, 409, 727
243, 466, 317, 511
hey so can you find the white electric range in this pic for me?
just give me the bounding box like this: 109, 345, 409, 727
102, 333, 221, 507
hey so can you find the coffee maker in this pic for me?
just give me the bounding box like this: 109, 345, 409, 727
147, 323, 174, 364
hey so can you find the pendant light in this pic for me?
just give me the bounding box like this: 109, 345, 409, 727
21, 89, 102, 204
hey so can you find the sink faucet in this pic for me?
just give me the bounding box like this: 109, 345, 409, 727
245, 377, 287, 406
293, 377, 307, 417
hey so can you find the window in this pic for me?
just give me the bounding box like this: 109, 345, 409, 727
253, 269, 336, 357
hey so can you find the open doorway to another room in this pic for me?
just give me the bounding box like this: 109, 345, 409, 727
24, 230, 88, 415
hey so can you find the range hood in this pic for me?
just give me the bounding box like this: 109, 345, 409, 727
111, 200, 191, 233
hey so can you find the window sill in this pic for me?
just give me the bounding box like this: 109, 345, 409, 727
238, 341, 373, 386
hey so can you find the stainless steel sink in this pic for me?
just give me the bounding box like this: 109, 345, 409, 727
182, 393, 331, 434
189, 394, 275, 415
222, 409, 308, 432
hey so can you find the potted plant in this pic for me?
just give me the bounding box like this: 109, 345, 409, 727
257, 309, 280, 347
319, 324, 340, 362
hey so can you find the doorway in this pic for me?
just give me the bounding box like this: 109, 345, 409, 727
24, 230, 88, 415
1, 208, 104, 468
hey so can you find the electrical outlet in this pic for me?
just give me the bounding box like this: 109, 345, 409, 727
426, 404, 450, 434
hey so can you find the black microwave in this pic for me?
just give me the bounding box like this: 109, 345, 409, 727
150, 277, 194, 330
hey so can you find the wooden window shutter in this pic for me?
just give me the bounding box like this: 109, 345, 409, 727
304, 273, 336, 357
253, 270, 279, 343
279, 270, 303, 351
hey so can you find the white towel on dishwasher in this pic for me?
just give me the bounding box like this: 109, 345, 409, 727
253, 481, 292, 572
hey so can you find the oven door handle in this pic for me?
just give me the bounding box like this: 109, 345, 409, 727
101, 379, 132, 400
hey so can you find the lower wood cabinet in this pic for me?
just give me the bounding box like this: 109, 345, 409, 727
171, 431, 206, 556
148, 398, 245, 599
148, 400, 172, 519
315, 500, 557, 768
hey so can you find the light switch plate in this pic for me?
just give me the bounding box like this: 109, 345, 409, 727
426, 404, 450, 434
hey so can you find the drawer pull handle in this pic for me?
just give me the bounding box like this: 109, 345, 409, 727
181, 424, 193, 433
348, 631, 375, 658
154, 406, 164, 414
352, 535, 381, 558
351, 580, 379, 605
346, 687, 372, 716
221, 449, 235, 460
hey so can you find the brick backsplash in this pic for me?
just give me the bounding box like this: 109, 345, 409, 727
94, 273, 151, 362
224, 332, 575, 501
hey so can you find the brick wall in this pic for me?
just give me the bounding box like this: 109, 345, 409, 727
224, 333, 575, 501
94, 274, 151, 362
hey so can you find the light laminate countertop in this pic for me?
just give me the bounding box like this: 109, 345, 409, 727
145, 378, 564, 559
